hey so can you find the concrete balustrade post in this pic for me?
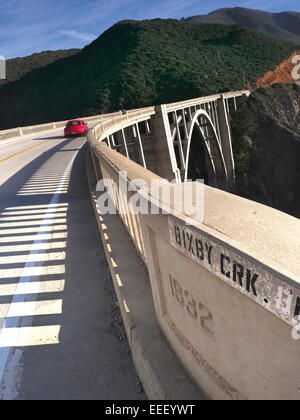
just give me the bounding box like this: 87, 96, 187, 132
83, 89, 300, 400
150, 105, 181, 182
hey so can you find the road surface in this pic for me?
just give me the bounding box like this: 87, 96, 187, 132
0, 126, 144, 400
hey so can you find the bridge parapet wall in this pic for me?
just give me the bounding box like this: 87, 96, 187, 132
2, 89, 297, 400
0, 112, 121, 142
140, 186, 300, 400
88, 92, 300, 400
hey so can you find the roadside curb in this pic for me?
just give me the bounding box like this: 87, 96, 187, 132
85, 148, 204, 400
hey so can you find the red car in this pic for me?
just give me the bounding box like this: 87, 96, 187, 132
64, 120, 88, 137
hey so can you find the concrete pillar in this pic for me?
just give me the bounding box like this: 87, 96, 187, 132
135, 123, 147, 168
124, 124, 147, 168
115, 129, 129, 158
217, 95, 235, 188
150, 105, 181, 183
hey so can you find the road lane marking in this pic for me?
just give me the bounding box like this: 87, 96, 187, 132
0, 147, 81, 387
0, 139, 55, 164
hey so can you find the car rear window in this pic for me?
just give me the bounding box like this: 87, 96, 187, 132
67, 121, 81, 126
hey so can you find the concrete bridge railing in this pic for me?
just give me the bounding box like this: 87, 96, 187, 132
90, 90, 250, 190
88, 91, 300, 400
0, 112, 122, 142
1, 90, 299, 399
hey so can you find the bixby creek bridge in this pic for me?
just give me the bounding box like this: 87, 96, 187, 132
0, 89, 299, 400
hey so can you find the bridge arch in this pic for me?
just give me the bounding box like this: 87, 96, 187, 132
184, 109, 228, 189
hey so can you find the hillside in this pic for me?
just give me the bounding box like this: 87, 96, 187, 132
257, 50, 300, 87
0, 49, 80, 87
231, 83, 300, 218
0, 19, 298, 130
185, 7, 300, 44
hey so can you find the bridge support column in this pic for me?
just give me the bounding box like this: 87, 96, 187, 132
150, 105, 181, 183
217, 96, 235, 189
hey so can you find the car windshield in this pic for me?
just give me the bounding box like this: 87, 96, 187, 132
67, 121, 81, 126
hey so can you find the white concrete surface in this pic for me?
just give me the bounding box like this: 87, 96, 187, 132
90, 138, 300, 400
0, 127, 145, 400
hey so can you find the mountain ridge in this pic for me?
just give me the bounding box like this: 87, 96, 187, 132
0, 19, 298, 130
0, 49, 80, 87
185, 7, 300, 44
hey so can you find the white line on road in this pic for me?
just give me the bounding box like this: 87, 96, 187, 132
0, 146, 82, 390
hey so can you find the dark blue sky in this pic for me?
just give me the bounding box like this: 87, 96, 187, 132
1, 0, 299, 59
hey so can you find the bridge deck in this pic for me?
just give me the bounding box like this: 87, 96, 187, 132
0, 129, 144, 399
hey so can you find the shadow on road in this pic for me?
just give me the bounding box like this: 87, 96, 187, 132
29, 135, 66, 141
0, 139, 144, 399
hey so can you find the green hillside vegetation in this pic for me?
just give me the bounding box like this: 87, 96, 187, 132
0, 49, 80, 87
0, 19, 298, 130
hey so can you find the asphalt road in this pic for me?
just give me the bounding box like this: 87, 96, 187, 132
0, 127, 144, 400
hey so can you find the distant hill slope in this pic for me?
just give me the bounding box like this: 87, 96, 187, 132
0, 49, 80, 87
185, 7, 300, 44
231, 83, 300, 218
0, 19, 298, 130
